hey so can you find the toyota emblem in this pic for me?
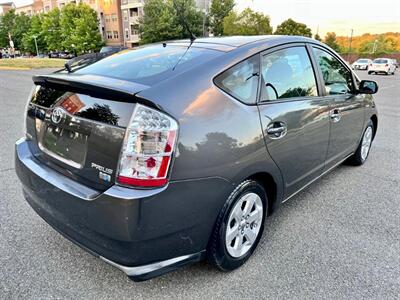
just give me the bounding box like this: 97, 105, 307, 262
51, 107, 65, 124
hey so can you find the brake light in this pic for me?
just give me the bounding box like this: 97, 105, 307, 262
385, 64, 389, 67
117, 104, 178, 188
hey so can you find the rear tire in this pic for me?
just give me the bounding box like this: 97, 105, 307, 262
347, 120, 374, 166
207, 180, 267, 271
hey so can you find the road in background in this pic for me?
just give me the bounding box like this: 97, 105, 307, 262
0, 69, 399, 299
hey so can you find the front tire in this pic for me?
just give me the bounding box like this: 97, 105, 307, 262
207, 180, 267, 271
347, 120, 374, 166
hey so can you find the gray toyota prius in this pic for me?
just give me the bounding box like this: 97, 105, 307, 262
15, 35, 378, 281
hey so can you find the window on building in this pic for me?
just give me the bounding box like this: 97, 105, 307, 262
105, 14, 110, 22
111, 13, 117, 22
123, 10, 128, 21
125, 29, 129, 39
113, 31, 119, 39
130, 24, 139, 36
106, 31, 112, 39
44, 5, 50, 12
129, 7, 138, 17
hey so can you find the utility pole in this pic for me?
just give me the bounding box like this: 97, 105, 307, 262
348, 29, 353, 54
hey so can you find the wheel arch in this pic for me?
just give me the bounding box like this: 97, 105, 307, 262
246, 172, 279, 216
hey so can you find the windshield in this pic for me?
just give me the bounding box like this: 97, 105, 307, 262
374, 59, 388, 64
77, 44, 222, 85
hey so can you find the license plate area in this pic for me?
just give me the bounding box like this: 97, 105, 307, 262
35, 107, 92, 169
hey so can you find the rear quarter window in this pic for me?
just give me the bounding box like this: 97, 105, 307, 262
214, 55, 260, 105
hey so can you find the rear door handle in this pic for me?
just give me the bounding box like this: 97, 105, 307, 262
266, 122, 287, 139
330, 109, 341, 123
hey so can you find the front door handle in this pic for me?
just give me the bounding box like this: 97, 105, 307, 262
330, 109, 341, 123
267, 122, 287, 139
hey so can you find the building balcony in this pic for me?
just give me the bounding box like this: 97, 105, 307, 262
121, 0, 144, 10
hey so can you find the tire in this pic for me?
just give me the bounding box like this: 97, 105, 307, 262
207, 180, 267, 271
347, 120, 374, 166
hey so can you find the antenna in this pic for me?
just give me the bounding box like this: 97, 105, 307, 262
173, 0, 197, 42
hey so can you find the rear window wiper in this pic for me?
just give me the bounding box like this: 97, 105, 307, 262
64, 52, 116, 73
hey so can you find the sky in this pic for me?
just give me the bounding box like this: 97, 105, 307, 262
236, 0, 400, 36
4, 0, 400, 37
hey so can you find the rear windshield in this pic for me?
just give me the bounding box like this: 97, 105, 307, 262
374, 59, 388, 64
357, 59, 368, 63
76, 44, 222, 85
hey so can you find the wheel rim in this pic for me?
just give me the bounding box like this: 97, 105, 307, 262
225, 192, 263, 258
361, 126, 373, 160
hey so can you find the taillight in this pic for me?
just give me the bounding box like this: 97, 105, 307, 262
117, 104, 178, 188
385, 64, 389, 67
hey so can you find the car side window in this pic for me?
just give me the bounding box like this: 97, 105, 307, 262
214, 55, 259, 104
260, 46, 318, 101
312, 47, 355, 95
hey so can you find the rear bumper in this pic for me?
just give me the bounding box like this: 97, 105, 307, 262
15, 138, 232, 280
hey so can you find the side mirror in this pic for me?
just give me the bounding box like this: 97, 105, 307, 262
358, 80, 378, 94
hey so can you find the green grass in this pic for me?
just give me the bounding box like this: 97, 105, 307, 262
0, 58, 66, 69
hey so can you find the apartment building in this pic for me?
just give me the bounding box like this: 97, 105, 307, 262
120, 0, 143, 47
15, 0, 44, 16
0, 2, 15, 15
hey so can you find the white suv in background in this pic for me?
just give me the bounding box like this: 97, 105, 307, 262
368, 58, 396, 75
352, 58, 372, 70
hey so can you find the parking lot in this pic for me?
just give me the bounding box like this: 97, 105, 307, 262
0, 69, 399, 299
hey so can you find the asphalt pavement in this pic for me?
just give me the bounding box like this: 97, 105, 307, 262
0, 69, 399, 299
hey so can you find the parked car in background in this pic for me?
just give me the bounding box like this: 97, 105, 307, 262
368, 58, 396, 75
352, 58, 372, 70
59, 52, 75, 59
16, 36, 379, 282
392, 59, 399, 69
49, 52, 60, 58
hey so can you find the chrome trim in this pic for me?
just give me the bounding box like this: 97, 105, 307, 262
100, 252, 201, 277
282, 153, 353, 203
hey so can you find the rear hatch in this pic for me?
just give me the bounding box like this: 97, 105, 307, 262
26, 73, 149, 191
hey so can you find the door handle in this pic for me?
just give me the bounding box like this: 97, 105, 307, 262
267, 122, 287, 139
330, 109, 341, 123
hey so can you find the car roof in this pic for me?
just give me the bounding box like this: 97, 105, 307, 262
169, 35, 315, 52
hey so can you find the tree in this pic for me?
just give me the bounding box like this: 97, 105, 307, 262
41, 8, 63, 52
359, 34, 398, 54
139, 0, 204, 44
0, 10, 31, 49
60, 3, 103, 54
324, 32, 341, 52
223, 8, 272, 36
314, 33, 322, 41
22, 14, 46, 54
209, 0, 234, 36
274, 18, 312, 37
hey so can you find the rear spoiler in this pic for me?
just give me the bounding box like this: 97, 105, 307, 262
32, 73, 156, 107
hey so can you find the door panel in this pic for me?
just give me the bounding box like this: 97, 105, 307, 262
257, 45, 330, 198
312, 47, 365, 168
258, 99, 330, 197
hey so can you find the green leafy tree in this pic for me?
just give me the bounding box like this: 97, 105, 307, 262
42, 8, 63, 52
324, 32, 341, 52
22, 14, 46, 54
0, 10, 31, 49
209, 0, 234, 36
274, 18, 312, 37
60, 3, 103, 54
139, 0, 204, 44
359, 34, 398, 54
223, 8, 272, 36
314, 33, 322, 41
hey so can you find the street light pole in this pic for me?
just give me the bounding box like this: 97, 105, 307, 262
33, 35, 39, 57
